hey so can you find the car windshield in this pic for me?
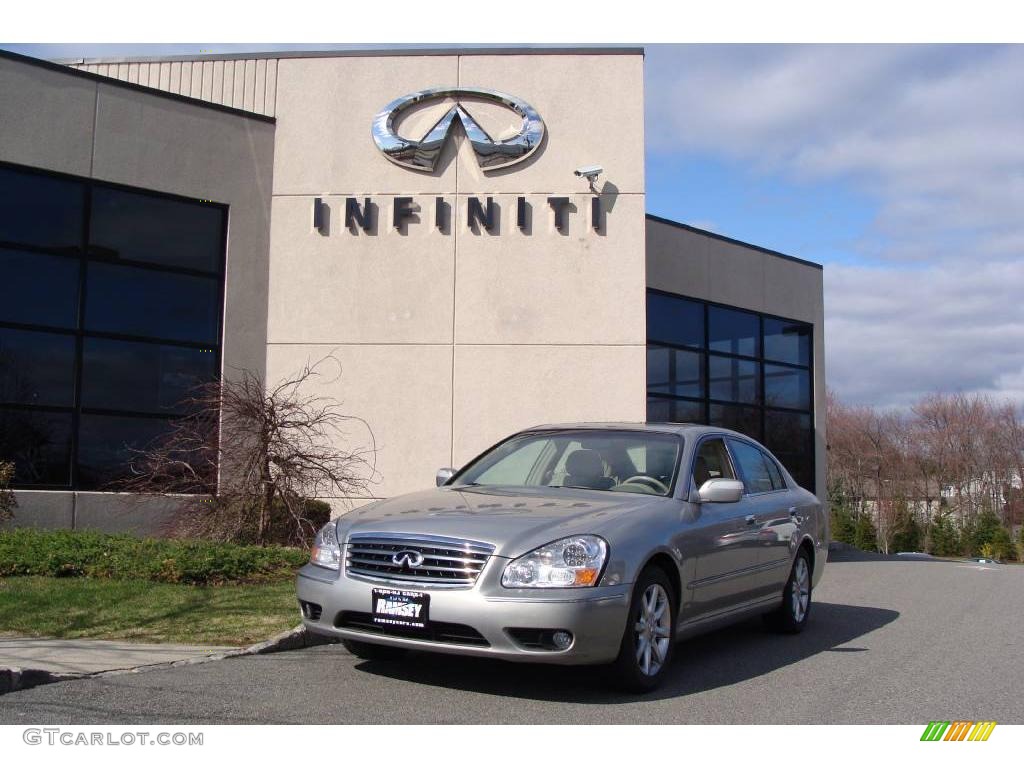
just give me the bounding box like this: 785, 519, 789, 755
453, 430, 682, 496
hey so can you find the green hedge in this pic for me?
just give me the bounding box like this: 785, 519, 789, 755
0, 529, 310, 585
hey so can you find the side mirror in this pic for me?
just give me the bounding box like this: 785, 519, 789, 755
436, 467, 456, 487
697, 478, 744, 503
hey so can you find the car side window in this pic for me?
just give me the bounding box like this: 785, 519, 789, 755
692, 438, 735, 489
764, 454, 786, 490
727, 439, 777, 494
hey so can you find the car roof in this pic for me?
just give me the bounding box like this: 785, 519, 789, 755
522, 422, 751, 440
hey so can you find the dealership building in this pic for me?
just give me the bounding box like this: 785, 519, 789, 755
0, 47, 825, 531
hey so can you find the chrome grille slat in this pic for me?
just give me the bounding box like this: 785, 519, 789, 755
347, 569, 476, 585
345, 532, 495, 587
347, 556, 478, 574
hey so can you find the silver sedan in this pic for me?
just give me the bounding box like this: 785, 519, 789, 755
296, 423, 827, 692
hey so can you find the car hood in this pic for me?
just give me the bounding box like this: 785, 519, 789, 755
336, 485, 665, 557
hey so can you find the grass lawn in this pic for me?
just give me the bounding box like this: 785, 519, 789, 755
0, 576, 301, 647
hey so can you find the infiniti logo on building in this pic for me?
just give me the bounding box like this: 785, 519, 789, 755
371, 86, 545, 172
391, 550, 425, 568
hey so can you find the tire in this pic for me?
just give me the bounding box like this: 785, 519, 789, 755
764, 549, 812, 634
607, 565, 677, 693
342, 639, 409, 661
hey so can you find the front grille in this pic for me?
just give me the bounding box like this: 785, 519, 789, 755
345, 533, 495, 587
336, 611, 490, 647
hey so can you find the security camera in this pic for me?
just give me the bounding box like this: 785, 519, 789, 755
574, 164, 604, 181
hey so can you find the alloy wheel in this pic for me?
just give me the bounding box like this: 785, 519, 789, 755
791, 557, 810, 623
634, 583, 672, 676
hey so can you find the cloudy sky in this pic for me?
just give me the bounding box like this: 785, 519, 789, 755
5, 43, 1021, 409
645, 44, 1024, 410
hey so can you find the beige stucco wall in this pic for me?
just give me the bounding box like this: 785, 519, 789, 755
0, 54, 276, 532
645, 217, 827, 505
265, 51, 648, 504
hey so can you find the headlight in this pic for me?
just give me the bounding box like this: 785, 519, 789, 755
501, 535, 608, 588
310, 522, 341, 570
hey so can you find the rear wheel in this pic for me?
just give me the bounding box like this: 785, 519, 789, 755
342, 639, 408, 661
608, 566, 676, 693
764, 549, 812, 633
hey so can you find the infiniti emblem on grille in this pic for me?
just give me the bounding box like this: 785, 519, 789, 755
392, 550, 425, 568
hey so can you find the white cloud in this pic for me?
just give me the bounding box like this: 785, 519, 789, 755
646, 44, 1024, 407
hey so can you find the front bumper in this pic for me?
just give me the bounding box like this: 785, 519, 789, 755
295, 558, 632, 665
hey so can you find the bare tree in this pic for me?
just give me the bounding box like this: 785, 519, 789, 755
829, 389, 1024, 556
119, 356, 376, 546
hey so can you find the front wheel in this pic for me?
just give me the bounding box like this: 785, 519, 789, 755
765, 550, 812, 633
607, 566, 677, 693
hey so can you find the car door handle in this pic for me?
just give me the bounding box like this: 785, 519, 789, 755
745, 515, 757, 525
789, 507, 804, 524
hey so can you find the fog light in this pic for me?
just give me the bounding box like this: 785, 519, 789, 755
551, 631, 573, 650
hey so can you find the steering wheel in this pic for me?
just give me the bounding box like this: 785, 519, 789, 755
620, 474, 670, 494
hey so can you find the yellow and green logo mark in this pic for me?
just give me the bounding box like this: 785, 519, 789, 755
921, 721, 997, 741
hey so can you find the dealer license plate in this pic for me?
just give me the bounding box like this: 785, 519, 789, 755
371, 588, 429, 629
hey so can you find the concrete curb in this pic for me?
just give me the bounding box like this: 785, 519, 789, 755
0, 625, 337, 695
240, 624, 338, 656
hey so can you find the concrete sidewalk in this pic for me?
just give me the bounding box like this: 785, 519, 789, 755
0, 637, 236, 675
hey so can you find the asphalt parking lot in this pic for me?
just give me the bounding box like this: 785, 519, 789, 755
1, 552, 1021, 724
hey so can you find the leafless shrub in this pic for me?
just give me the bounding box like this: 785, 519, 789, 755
118, 356, 376, 546
0, 461, 16, 523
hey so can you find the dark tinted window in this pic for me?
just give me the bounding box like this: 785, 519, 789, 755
709, 403, 762, 441
764, 317, 811, 366
0, 164, 226, 490
728, 439, 775, 493
76, 414, 175, 490
647, 292, 703, 348
647, 396, 703, 424
765, 410, 813, 490
709, 306, 759, 357
0, 166, 84, 252
646, 290, 815, 493
0, 328, 76, 407
85, 263, 220, 344
709, 355, 760, 404
81, 338, 217, 414
0, 408, 73, 486
647, 345, 703, 398
765, 365, 811, 410
89, 186, 224, 273
0, 250, 80, 329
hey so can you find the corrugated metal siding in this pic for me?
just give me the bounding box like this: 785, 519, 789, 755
71, 58, 277, 117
